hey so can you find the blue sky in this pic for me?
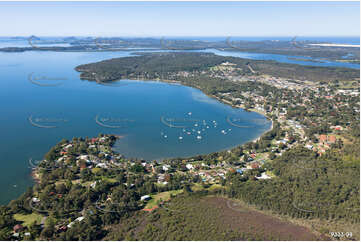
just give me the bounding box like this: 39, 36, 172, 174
0, 1, 359, 36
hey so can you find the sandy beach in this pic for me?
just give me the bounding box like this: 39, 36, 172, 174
308, 43, 360, 48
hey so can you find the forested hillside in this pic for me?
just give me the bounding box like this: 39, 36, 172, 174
76, 52, 359, 82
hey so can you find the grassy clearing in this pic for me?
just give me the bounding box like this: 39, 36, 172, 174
191, 183, 225, 192
265, 170, 276, 177
191, 183, 204, 191
91, 167, 102, 174
145, 190, 183, 209
14, 213, 43, 227
101, 177, 117, 183
338, 80, 359, 89
207, 184, 223, 192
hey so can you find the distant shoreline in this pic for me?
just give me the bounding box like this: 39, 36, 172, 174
308, 43, 360, 48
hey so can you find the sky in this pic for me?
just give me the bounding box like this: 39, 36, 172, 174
0, 1, 359, 37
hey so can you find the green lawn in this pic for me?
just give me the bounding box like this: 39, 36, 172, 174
14, 213, 43, 227
191, 183, 224, 192
338, 80, 359, 89
191, 183, 204, 191
101, 177, 117, 183
207, 184, 223, 192
265, 170, 276, 178
145, 190, 183, 209
91, 167, 102, 174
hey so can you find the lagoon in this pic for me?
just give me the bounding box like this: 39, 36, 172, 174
0, 50, 271, 205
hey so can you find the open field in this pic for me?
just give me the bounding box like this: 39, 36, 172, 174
106, 194, 326, 240
14, 213, 43, 227
144, 190, 183, 210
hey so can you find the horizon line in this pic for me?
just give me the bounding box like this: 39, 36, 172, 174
1, 35, 360, 37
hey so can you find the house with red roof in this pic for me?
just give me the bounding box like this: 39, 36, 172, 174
251, 162, 260, 169
13, 224, 24, 233
319, 134, 327, 143
328, 135, 336, 144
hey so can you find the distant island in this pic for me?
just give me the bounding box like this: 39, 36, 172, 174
0, 37, 359, 64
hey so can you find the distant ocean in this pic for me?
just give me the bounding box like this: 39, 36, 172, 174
0, 36, 359, 45
164, 36, 360, 45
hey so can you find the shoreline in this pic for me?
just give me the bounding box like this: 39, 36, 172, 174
29, 77, 275, 192
109, 78, 275, 162
99, 77, 275, 153
206, 94, 274, 143
30, 134, 121, 187
308, 43, 360, 48
31, 169, 41, 184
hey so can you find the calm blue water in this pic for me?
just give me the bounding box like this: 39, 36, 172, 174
197, 49, 360, 69
0, 50, 271, 205
173, 36, 360, 45
0, 38, 71, 48
0, 37, 359, 69
0, 36, 358, 204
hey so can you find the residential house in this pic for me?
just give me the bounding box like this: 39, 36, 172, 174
67, 216, 85, 228
256, 172, 271, 180
141, 195, 151, 201
13, 224, 24, 233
